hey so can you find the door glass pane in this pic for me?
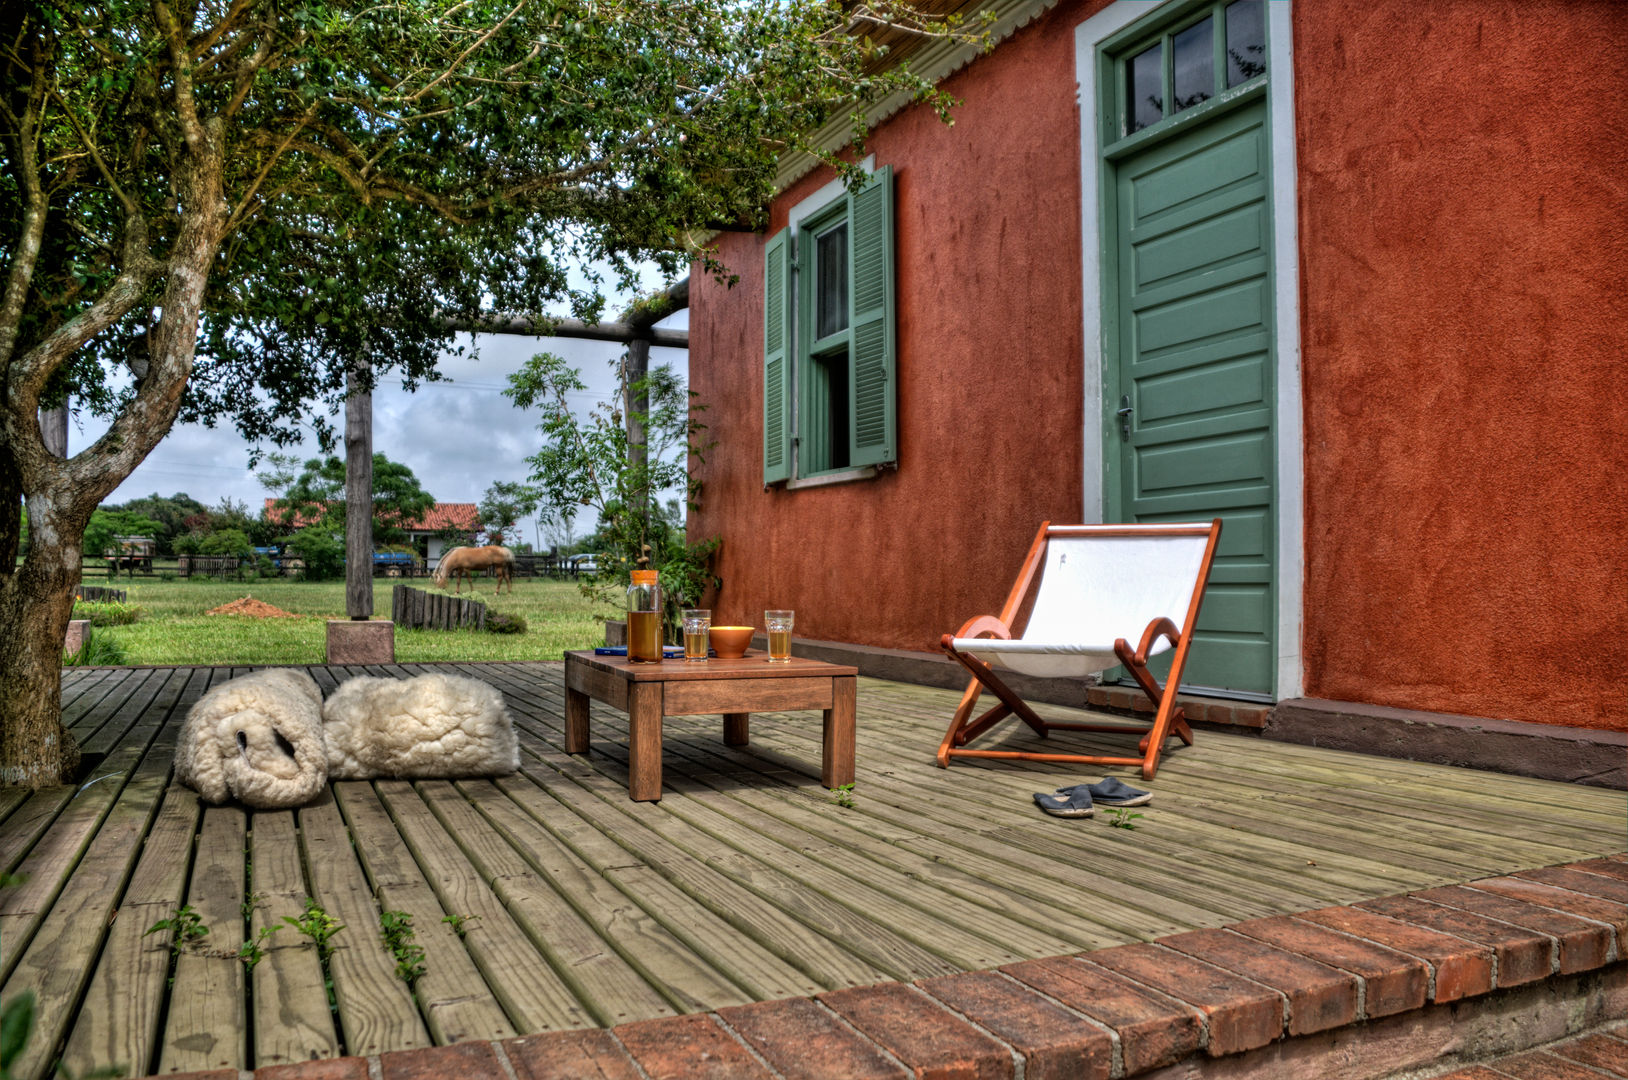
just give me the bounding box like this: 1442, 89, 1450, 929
815, 223, 848, 339
1126, 43, 1162, 135
1172, 18, 1213, 112
1226, 0, 1267, 86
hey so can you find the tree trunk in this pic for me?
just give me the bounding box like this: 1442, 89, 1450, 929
345, 359, 373, 619
0, 499, 81, 787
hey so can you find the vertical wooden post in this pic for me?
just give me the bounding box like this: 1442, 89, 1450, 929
345, 359, 373, 620
624, 337, 650, 555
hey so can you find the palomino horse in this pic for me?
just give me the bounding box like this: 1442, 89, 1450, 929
433, 545, 515, 594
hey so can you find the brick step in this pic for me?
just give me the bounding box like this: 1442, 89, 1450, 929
151, 855, 1627, 1080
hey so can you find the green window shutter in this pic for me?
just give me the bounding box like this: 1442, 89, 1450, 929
847, 166, 895, 468
762, 228, 793, 484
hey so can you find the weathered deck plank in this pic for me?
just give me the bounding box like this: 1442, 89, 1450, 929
14, 662, 1620, 1080
59, 786, 203, 1080
332, 781, 516, 1046
298, 793, 431, 1057
412, 778, 681, 1027
248, 810, 342, 1068
158, 805, 248, 1075
373, 779, 606, 1032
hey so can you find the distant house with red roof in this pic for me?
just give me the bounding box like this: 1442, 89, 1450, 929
262, 499, 482, 567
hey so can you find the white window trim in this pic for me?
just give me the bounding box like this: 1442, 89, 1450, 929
1073, 1, 1304, 700
781, 156, 884, 489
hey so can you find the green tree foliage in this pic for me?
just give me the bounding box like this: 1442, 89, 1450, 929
197, 528, 253, 558
102, 493, 206, 556
0, 0, 984, 785
506, 352, 717, 639
82, 509, 162, 562
287, 526, 344, 581
263, 453, 435, 549
478, 481, 538, 548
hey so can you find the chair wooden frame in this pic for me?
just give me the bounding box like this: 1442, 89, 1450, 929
936, 520, 1222, 780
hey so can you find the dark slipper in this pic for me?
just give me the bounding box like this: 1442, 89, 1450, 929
1083, 776, 1153, 807
1054, 777, 1153, 807
1033, 788, 1094, 818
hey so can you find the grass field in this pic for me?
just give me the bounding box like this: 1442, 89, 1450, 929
79, 576, 613, 665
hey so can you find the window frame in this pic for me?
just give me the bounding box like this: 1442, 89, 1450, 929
1108, 0, 1268, 148
762, 160, 896, 490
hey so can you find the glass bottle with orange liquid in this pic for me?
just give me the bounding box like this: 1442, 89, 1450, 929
626, 570, 663, 663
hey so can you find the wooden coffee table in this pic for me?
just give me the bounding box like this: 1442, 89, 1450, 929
563, 650, 857, 801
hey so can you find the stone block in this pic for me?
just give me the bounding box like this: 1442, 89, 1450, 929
614, 1014, 773, 1079
1356, 894, 1553, 988
1228, 915, 1429, 1019
504, 1029, 642, 1080
716, 996, 908, 1080
325, 619, 394, 664
63, 619, 90, 657
1001, 956, 1203, 1074
1297, 905, 1493, 1002
1087, 942, 1284, 1056
918, 969, 1113, 1080
819, 981, 1012, 1079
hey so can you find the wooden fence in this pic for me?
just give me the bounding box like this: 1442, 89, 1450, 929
391, 584, 486, 631
74, 585, 127, 603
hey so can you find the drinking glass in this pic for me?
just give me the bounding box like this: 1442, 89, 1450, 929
682, 609, 711, 661
765, 610, 794, 662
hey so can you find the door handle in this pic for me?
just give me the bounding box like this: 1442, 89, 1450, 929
1117, 394, 1133, 441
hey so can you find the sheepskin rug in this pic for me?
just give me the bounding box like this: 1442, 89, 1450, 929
175, 667, 327, 809
322, 673, 518, 780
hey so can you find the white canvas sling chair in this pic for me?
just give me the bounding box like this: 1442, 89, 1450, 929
937, 520, 1222, 780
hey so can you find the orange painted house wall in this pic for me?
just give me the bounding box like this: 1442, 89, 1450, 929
688, 1, 1101, 653
1294, 0, 1628, 731
688, 0, 1627, 732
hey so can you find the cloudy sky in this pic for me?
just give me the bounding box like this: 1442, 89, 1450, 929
73, 288, 689, 550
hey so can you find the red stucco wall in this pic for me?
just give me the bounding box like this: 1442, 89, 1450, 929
688, 2, 1102, 652
1295, 0, 1628, 730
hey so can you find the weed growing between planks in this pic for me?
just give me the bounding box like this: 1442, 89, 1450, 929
379, 910, 426, 988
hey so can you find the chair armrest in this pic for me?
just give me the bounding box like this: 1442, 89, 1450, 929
953, 615, 1013, 640
941, 615, 1013, 654
1131, 617, 1182, 665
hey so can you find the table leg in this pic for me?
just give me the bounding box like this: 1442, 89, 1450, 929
628, 682, 663, 802
823, 676, 856, 788
723, 712, 750, 746
565, 685, 589, 755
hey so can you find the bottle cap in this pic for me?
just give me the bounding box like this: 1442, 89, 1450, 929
630, 570, 658, 585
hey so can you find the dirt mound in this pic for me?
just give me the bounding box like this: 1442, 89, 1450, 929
205, 596, 300, 619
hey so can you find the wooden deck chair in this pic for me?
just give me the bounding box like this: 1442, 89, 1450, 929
937, 520, 1222, 779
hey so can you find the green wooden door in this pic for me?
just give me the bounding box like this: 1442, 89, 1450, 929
1107, 100, 1275, 696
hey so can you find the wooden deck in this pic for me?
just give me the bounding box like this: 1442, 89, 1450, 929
2, 663, 1622, 1080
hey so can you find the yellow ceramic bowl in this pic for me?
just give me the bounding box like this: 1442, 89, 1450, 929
708, 625, 754, 659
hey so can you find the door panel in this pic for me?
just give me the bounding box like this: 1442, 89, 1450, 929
1112, 101, 1275, 695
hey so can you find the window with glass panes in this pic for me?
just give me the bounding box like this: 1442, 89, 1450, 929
762, 167, 896, 484
1119, 0, 1266, 141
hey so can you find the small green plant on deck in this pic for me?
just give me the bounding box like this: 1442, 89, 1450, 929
1105, 807, 1145, 830
441, 913, 477, 939
144, 905, 208, 956
236, 924, 280, 971
380, 910, 426, 986
285, 897, 344, 957
829, 782, 856, 809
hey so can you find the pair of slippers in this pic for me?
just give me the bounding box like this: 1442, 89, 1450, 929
1032, 777, 1152, 818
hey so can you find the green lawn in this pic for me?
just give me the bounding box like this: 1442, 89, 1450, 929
81, 577, 612, 665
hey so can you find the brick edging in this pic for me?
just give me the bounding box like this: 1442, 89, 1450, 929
156, 855, 1628, 1080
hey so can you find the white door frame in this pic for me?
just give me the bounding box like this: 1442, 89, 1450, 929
1074, 0, 1304, 699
